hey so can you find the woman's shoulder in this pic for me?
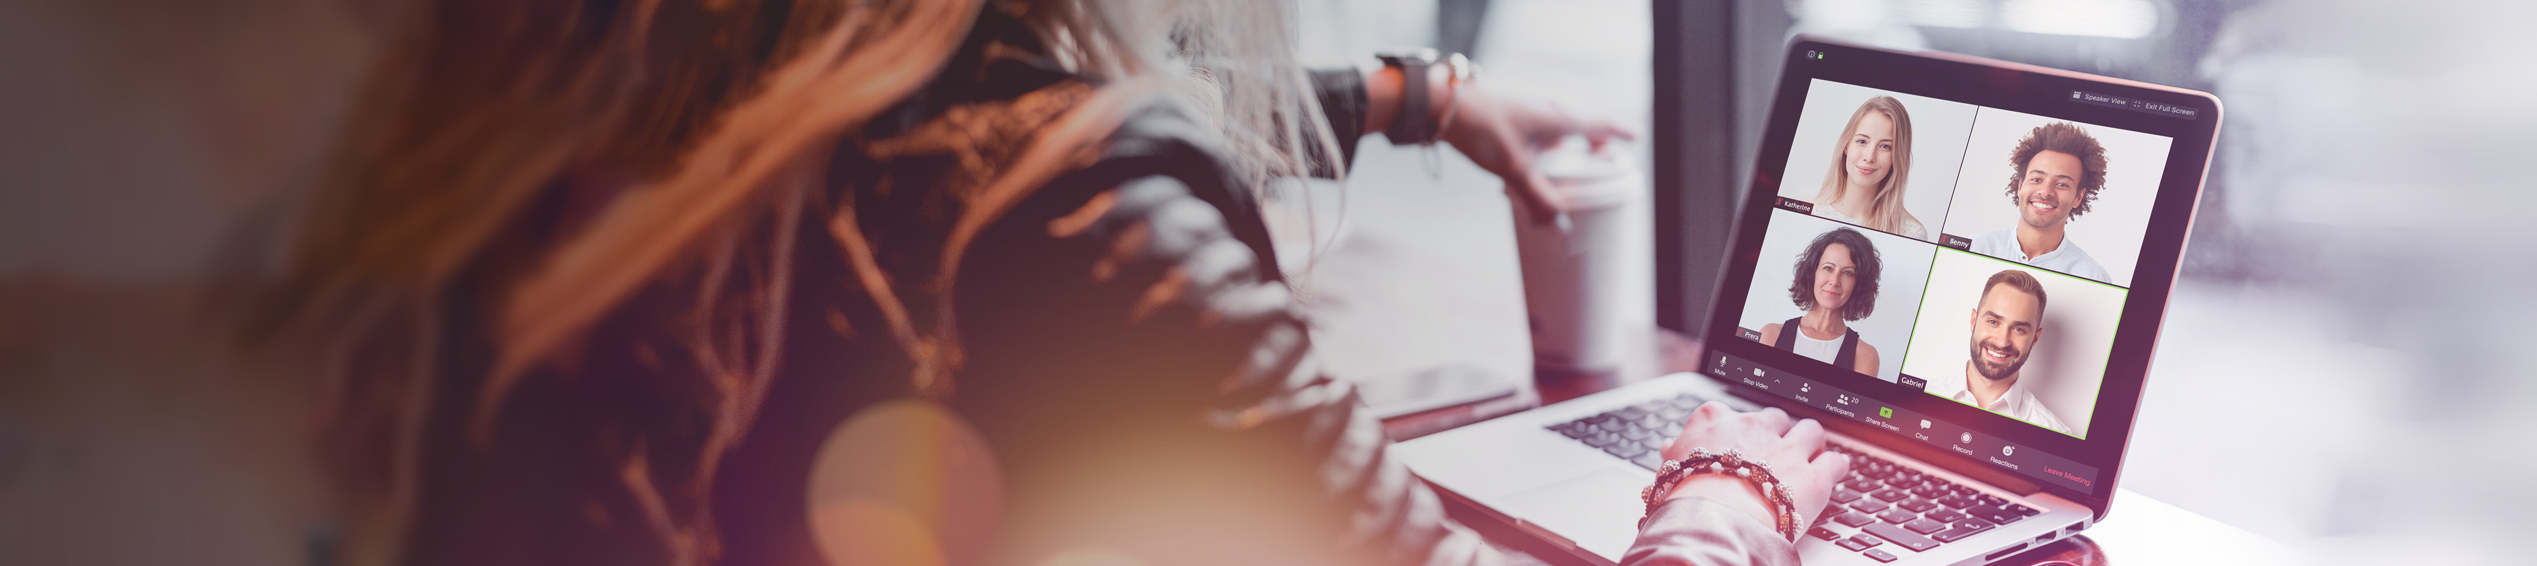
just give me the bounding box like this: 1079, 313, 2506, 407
1037, 98, 1274, 256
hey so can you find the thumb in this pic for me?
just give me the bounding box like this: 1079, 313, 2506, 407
1515, 169, 1567, 226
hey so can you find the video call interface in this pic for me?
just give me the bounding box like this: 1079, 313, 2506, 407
1730, 78, 2178, 447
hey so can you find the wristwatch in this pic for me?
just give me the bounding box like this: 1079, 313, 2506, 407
1376, 48, 1441, 144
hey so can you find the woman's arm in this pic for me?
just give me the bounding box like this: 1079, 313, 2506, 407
1355, 59, 1634, 223
1855, 342, 1881, 376
956, 157, 1505, 565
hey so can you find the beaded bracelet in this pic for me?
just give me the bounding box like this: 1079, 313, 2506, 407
1639, 447, 1800, 543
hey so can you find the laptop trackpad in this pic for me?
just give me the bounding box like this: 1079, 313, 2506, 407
1499, 467, 1645, 560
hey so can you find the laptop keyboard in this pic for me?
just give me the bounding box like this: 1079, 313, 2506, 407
1544, 396, 2045, 561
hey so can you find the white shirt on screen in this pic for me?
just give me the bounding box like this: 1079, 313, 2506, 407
1791, 329, 1843, 365
1966, 228, 2111, 284
1938, 373, 2075, 437
1816, 206, 1927, 240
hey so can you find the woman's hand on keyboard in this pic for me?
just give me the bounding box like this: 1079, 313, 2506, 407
1660, 402, 1853, 530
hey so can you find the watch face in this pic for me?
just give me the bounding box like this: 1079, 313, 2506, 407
1376, 47, 1441, 64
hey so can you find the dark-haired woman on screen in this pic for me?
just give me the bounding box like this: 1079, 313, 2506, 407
1759, 228, 1883, 376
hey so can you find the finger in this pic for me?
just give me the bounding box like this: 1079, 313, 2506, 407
1693, 401, 1734, 420
1579, 120, 1638, 149
1816, 451, 1857, 489
1518, 170, 1566, 225
1817, 451, 1853, 487
1783, 418, 1826, 453
1753, 406, 1793, 433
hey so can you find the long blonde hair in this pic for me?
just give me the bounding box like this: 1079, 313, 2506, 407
1815, 96, 1918, 233
253, 0, 1337, 564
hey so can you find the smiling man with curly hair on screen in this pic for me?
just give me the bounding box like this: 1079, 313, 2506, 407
1966, 122, 2114, 284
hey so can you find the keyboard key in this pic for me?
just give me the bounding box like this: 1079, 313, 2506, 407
1835, 537, 1872, 551
1809, 526, 1841, 541
1555, 424, 1594, 439
1620, 427, 1654, 441
1862, 548, 1899, 563
1861, 522, 1943, 552
1930, 527, 1981, 542
1831, 489, 1864, 504
1833, 511, 1877, 527
1903, 518, 1950, 535
1845, 534, 1884, 548
1933, 521, 1994, 543
1933, 495, 1971, 509
1617, 407, 1652, 420
2006, 503, 2039, 516
1630, 452, 1663, 471
1849, 499, 1889, 514
1584, 432, 1622, 449
1603, 444, 1646, 459
1966, 505, 2022, 525
1926, 508, 1965, 523
1640, 437, 1670, 453
1871, 488, 1910, 502
1842, 479, 1882, 492
1896, 498, 1938, 513
1876, 509, 1918, 524
1638, 414, 1670, 431
1954, 517, 1996, 531
1978, 494, 2007, 507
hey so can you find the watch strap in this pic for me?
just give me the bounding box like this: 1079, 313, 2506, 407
1379, 50, 1437, 144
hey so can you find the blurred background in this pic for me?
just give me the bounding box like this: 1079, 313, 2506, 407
3, 0, 2530, 564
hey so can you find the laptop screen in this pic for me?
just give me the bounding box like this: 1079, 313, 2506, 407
1702, 40, 2219, 500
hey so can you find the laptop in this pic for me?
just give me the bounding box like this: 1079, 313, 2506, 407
1395, 38, 2221, 565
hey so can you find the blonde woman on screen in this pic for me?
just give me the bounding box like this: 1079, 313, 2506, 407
1809, 96, 1927, 239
